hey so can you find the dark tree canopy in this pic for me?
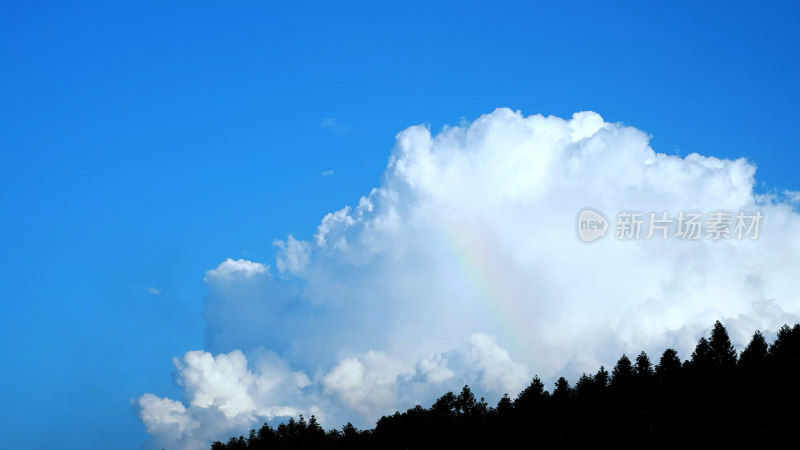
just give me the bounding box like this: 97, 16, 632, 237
611, 354, 633, 388
709, 320, 737, 368
739, 330, 768, 369
210, 321, 800, 450
593, 365, 609, 388
690, 337, 713, 368
634, 351, 653, 378
655, 348, 681, 379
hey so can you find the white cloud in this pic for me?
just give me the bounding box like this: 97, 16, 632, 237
140, 108, 800, 447
287, 109, 800, 371
178, 350, 258, 417
273, 235, 311, 275
204, 258, 269, 282
462, 333, 529, 394
323, 351, 405, 419
147, 287, 161, 295
415, 353, 455, 385
138, 394, 196, 439
138, 349, 311, 450
322, 170, 334, 176
784, 190, 800, 203
320, 333, 530, 422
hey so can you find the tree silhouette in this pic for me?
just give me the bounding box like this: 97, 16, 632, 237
690, 337, 713, 369
611, 354, 634, 388
634, 352, 653, 378
593, 366, 609, 390
552, 377, 572, 447
709, 320, 737, 368
209, 320, 800, 450
655, 348, 681, 381
739, 330, 768, 369
632, 352, 654, 440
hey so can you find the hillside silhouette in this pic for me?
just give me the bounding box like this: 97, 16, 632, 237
211, 321, 800, 449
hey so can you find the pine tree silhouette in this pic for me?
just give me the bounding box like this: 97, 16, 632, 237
209, 320, 800, 450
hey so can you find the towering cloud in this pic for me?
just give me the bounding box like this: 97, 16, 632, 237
139, 108, 800, 449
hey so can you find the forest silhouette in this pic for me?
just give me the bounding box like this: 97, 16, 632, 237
210, 321, 800, 449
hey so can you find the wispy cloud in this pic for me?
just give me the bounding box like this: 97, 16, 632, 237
321, 170, 334, 176
135, 285, 162, 296
320, 118, 350, 135
784, 190, 800, 203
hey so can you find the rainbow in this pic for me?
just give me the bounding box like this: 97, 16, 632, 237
438, 217, 549, 371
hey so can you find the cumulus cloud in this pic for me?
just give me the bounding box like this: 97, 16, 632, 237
204, 258, 269, 282
323, 351, 405, 418
202, 258, 302, 355
462, 333, 529, 394
139, 334, 527, 449
140, 108, 800, 448
273, 235, 311, 275
138, 349, 311, 449
320, 333, 529, 421
138, 394, 195, 440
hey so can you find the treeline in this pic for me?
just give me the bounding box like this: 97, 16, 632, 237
211, 321, 800, 449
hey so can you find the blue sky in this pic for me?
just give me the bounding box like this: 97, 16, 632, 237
2, 1, 800, 448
